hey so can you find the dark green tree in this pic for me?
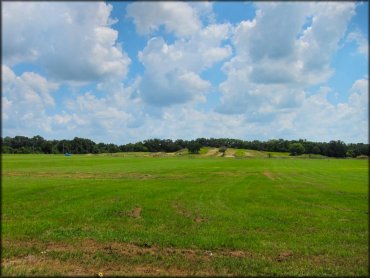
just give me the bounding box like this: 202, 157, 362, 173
187, 141, 202, 154
327, 140, 347, 158
311, 145, 321, 154
289, 143, 305, 156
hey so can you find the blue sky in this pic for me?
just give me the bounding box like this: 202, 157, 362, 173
2, 2, 368, 144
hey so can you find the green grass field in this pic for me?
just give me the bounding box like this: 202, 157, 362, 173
2, 153, 368, 276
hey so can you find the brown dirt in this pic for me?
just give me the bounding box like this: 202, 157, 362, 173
2, 239, 230, 276
5, 257, 90, 276
129, 207, 142, 218
3, 239, 366, 276
194, 217, 207, 223
224, 149, 236, 158
276, 250, 293, 262
263, 171, 275, 180
204, 148, 219, 157
2, 239, 255, 264
228, 250, 249, 258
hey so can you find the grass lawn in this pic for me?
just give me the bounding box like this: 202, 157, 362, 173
2, 154, 368, 276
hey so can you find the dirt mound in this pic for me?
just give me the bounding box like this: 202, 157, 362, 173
224, 149, 236, 158
204, 148, 219, 156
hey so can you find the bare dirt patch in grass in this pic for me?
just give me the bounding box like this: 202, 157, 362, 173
194, 217, 207, 223
129, 207, 142, 218
263, 171, 275, 180
276, 250, 293, 262
132, 265, 189, 276
2, 239, 230, 275
228, 250, 250, 258
3, 239, 367, 276
3, 239, 253, 264
172, 203, 208, 223
4, 257, 89, 276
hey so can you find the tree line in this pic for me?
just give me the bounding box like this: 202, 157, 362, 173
1, 135, 368, 158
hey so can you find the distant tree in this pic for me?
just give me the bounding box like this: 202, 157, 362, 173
133, 142, 148, 152
289, 143, 305, 156
187, 141, 202, 154
196, 138, 208, 147
311, 145, 321, 155
143, 139, 162, 152
219, 146, 227, 156
2, 145, 14, 154
92, 145, 100, 154
327, 140, 347, 158
346, 149, 356, 158
175, 139, 186, 149
41, 141, 53, 154
347, 143, 369, 157
51, 145, 60, 154
106, 144, 120, 153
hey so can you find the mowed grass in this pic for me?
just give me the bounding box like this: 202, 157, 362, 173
2, 154, 368, 276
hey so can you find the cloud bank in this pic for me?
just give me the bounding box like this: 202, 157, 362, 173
2, 2, 368, 143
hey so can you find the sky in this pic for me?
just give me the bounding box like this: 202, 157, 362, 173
2, 1, 369, 144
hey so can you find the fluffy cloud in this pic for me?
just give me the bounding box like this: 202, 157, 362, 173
61, 92, 131, 133
218, 2, 356, 116
298, 2, 356, 82
347, 30, 369, 57
136, 36, 219, 106
137, 32, 230, 105
126, 2, 202, 37
2, 65, 58, 134
189, 2, 216, 24
291, 78, 368, 142
129, 4, 232, 106
3, 2, 130, 82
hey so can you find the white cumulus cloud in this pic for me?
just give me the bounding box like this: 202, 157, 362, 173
291, 78, 368, 143
2, 65, 58, 135
126, 2, 202, 37
218, 2, 356, 116
3, 2, 130, 83
346, 30, 369, 57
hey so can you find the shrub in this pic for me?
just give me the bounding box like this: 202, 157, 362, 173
219, 146, 227, 156
187, 141, 202, 154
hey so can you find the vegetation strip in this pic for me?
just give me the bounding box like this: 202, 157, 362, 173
2, 136, 368, 158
